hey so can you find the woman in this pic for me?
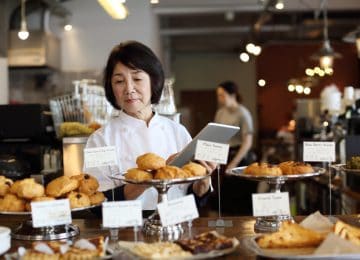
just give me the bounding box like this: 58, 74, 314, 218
84, 41, 212, 211
214, 80, 257, 215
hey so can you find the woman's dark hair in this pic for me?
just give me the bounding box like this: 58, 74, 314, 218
104, 41, 164, 109
218, 80, 242, 103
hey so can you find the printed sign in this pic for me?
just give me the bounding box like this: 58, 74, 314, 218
303, 141, 336, 162
84, 146, 117, 168
252, 192, 290, 217
31, 199, 72, 227
195, 140, 229, 164
102, 200, 142, 228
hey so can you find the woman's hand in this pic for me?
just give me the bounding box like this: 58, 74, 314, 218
124, 184, 150, 200
192, 176, 211, 197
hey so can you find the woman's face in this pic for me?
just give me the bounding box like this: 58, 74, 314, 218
111, 62, 152, 117
216, 87, 232, 107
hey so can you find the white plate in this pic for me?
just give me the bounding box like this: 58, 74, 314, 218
243, 235, 360, 259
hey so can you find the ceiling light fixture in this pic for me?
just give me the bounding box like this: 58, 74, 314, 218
150, 0, 159, 4
98, 0, 128, 20
63, 15, 73, 31
275, 0, 284, 10
310, 0, 341, 69
239, 52, 250, 62
18, 0, 29, 40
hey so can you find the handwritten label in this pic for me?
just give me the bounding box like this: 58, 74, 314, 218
102, 200, 142, 228
31, 199, 72, 227
303, 141, 335, 162
252, 192, 290, 217
84, 146, 117, 168
157, 195, 199, 226
195, 140, 229, 164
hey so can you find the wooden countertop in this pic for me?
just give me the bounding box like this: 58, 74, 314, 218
1, 215, 359, 259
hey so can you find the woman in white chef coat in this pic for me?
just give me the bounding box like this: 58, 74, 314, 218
84, 41, 212, 211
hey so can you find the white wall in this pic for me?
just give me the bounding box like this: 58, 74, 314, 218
60, 0, 161, 72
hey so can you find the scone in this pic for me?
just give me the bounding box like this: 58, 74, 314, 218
89, 191, 105, 205
9, 180, 22, 195
25, 196, 56, 211
154, 166, 188, 179
244, 162, 282, 176
46, 176, 79, 198
136, 153, 166, 170
0, 193, 26, 212
125, 168, 153, 181
71, 174, 99, 195
0, 176, 13, 196
182, 162, 207, 177
279, 161, 314, 175
16, 178, 45, 199
67, 191, 91, 209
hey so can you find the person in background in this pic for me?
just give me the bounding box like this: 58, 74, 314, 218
84, 41, 213, 214
213, 80, 257, 215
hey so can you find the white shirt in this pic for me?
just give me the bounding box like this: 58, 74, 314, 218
84, 110, 192, 210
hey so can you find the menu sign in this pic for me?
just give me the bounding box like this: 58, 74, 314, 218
31, 199, 72, 227
102, 200, 142, 228
195, 140, 229, 164
157, 195, 199, 226
252, 192, 290, 217
84, 146, 117, 168
303, 142, 335, 162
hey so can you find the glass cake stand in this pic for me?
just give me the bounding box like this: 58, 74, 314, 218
1, 204, 101, 240
226, 166, 325, 233
115, 173, 211, 240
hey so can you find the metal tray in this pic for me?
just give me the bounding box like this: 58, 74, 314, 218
226, 166, 325, 182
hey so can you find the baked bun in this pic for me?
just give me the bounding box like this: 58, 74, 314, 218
0, 176, 13, 196
182, 162, 207, 177
9, 180, 22, 195
72, 174, 99, 195
25, 196, 56, 211
136, 153, 166, 170
16, 178, 45, 199
0, 194, 25, 212
279, 161, 314, 175
67, 191, 91, 209
125, 168, 153, 181
154, 166, 188, 180
244, 162, 282, 176
89, 191, 105, 205
46, 176, 79, 198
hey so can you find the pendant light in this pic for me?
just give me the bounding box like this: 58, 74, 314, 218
310, 0, 341, 69
18, 0, 29, 40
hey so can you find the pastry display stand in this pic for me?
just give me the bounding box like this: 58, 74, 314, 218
226, 166, 325, 233
114, 174, 211, 240
1, 204, 100, 241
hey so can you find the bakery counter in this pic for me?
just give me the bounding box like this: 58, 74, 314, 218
1, 215, 359, 259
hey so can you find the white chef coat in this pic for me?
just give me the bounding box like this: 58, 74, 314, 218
84, 110, 192, 210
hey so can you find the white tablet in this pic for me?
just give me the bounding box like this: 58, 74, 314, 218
169, 122, 240, 167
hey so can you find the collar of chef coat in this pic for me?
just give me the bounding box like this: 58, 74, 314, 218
118, 110, 160, 128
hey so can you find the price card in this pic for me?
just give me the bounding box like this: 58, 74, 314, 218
303, 141, 336, 162
252, 192, 290, 217
102, 200, 142, 228
157, 195, 199, 226
84, 146, 117, 168
31, 199, 72, 227
194, 140, 229, 164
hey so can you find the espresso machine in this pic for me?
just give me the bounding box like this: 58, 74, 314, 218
0, 104, 61, 180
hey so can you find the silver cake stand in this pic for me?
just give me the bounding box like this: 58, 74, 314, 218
1, 204, 101, 240
226, 166, 325, 233
116, 173, 211, 240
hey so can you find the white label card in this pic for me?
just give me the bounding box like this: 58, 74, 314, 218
194, 140, 229, 164
84, 146, 117, 168
31, 199, 72, 227
303, 141, 335, 162
252, 192, 290, 217
102, 200, 142, 228
157, 195, 199, 226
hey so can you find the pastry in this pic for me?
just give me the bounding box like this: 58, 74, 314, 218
125, 168, 153, 181
256, 221, 324, 248
0, 193, 25, 212
279, 161, 314, 175
0, 176, 13, 196
9, 180, 22, 195
244, 162, 282, 176
334, 220, 360, 246
67, 191, 91, 209
346, 156, 360, 169
71, 174, 99, 195
182, 162, 207, 177
46, 176, 79, 198
154, 166, 188, 179
89, 191, 105, 205
25, 196, 56, 211
16, 178, 45, 199
136, 153, 166, 170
